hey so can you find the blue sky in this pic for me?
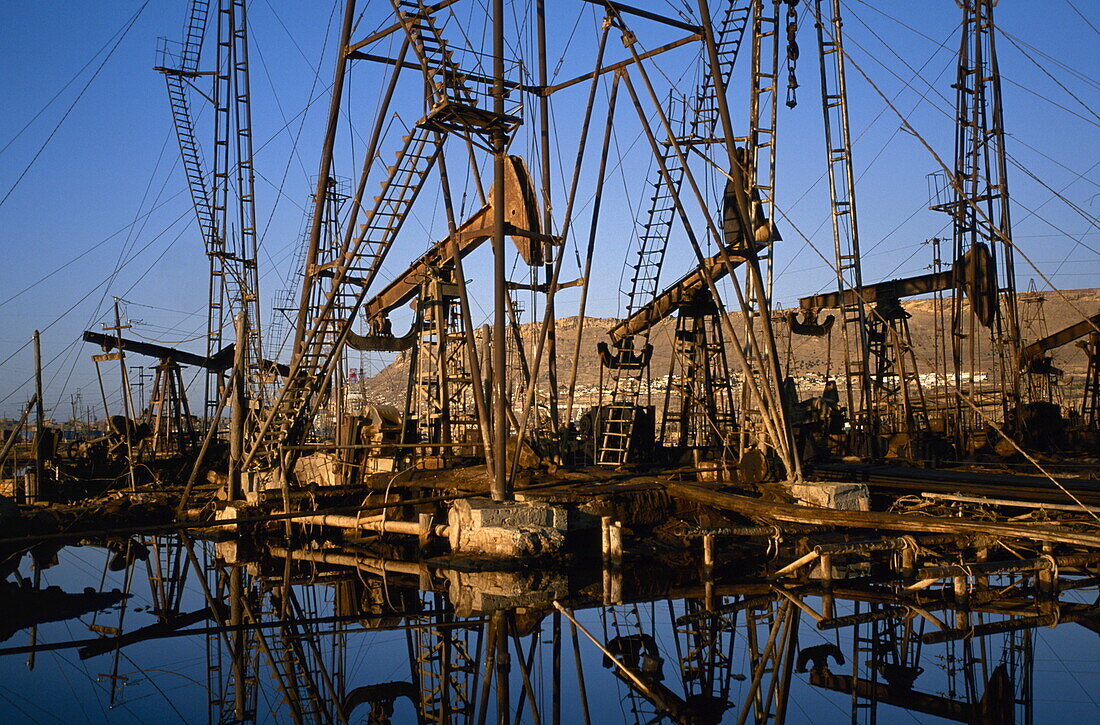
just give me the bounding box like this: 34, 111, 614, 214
0, 1, 1096, 419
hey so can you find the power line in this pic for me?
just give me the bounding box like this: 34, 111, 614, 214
0, 1, 151, 210
1064, 0, 1100, 37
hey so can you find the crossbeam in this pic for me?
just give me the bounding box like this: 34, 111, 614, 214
1019, 311, 1100, 364
798, 270, 953, 311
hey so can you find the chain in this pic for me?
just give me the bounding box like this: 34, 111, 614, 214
784, 0, 800, 108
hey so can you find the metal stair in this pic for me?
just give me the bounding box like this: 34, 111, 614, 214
690, 2, 752, 137
393, 0, 516, 139
265, 591, 334, 724
395, 0, 477, 109
245, 125, 443, 471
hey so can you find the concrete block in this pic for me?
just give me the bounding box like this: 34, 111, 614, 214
444, 569, 568, 617
786, 482, 870, 511
293, 453, 339, 487
448, 497, 568, 558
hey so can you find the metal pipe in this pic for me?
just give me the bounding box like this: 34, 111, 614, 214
565, 74, 619, 422
228, 312, 246, 501
491, 0, 508, 501
437, 150, 496, 479
288, 513, 449, 538
553, 602, 669, 716
113, 300, 138, 492
493, 611, 510, 724
506, 25, 613, 482
569, 616, 592, 725
293, 0, 357, 349
269, 545, 426, 578
698, 0, 800, 475
537, 0, 559, 438
177, 379, 232, 514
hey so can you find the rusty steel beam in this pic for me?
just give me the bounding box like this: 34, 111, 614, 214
82, 331, 289, 376
809, 670, 974, 722
580, 0, 702, 33
1019, 310, 1100, 364
798, 269, 954, 311
543, 34, 700, 96
83, 330, 222, 369
608, 243, 750, 345
346, 51, 531, 94
356, 155, 540, 328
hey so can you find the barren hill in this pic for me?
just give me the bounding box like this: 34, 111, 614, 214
355, 288, 1100, 410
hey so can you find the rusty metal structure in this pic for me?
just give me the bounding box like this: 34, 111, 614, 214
6, 5, 1100, 722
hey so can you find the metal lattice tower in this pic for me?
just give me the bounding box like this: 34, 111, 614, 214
812, 0, 876, 454
411, 592, 482, 724
673, 598, 739, 709
933, 0, 1022, 434
157, 0, 265, 422
662, 297, 738, 455
245, 0, 521, 473
410, 277, 479, 459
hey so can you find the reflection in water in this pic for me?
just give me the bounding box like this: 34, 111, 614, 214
1, 529, 1097, 723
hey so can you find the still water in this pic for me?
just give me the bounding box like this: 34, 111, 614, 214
1, 534, 1097, 723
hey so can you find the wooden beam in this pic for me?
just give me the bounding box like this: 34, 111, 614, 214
666, 482, 1100, 548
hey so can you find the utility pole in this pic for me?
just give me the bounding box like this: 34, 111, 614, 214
112, 298, 138, 491
32, 330, 44, 503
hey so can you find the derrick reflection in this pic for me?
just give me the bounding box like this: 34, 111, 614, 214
3, 527, 1094, 724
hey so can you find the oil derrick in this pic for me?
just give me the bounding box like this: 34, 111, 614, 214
806, 0, 876, 456
1019, 281, 1056, 404
795, 265, 1019, 458
82, 331, 231, 458
601, 179, 776, 468
597, 0, 752, 467
846, 602, 925, 724
409, 592, 482, 724
141, 533, 191, 624
244, 0, 528, 486
661, 290, 738, 463
156, 0, 267, 509
929, 0, 1022, 443
407, 275, 478, 465
346, 156, 541, 470
142, 359, 196, 457
672, 598, 739, 720
741, 597, 800, 723
1017, 311, 1100, 447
